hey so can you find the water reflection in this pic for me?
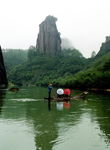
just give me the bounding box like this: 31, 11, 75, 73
47, 98, 51, 111
0, 87, 110, 150
26, 102, 59, 150
0, 89, 6, 113
86, 92, 110, 145
47, 98, 71, 111
56, 102, 63, 111
63, 102, 71, 109
56, 102, 71, 111
26, 99, 84, 150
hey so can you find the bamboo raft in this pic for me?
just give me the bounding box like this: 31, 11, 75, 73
44, 92, 88, 102
44, 97, 71, 102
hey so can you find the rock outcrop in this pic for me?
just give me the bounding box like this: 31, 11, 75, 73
0, 46, 8, 87
36, 15, 61, 55
97, 36, 110, 56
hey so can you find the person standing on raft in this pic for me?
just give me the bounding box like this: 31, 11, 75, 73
48, 83, 53, 99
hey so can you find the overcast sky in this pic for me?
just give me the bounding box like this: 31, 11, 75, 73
0, 0, 110, 57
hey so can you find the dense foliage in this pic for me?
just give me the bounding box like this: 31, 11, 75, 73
3, 49, 28, 71
4, 46, 110, 89
7, 48, 87, 86
54, 52, 110, 89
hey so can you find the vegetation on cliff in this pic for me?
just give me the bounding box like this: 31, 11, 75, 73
7, 48, 87, 86
3, 35, 110, 89
3, 49, 27, 72
54, 52, 110, 89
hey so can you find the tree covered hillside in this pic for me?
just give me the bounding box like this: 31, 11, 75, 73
8, 48, 87, 86
3, 36, 110, 89
56, 52, 110, 89
3, 49, 28, 71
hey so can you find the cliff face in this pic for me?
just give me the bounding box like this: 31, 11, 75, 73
36, 15, 61, 55
97, 36, 110, 56
0, 46, 8, 87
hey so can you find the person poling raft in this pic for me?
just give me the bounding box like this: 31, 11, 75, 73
44, 87, 88, 102
48, 83, 53, 99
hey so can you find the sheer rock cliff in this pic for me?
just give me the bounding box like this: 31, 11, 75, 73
36, 15, 61, 55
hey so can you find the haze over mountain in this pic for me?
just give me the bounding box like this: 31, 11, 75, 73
61, 38, 74, 50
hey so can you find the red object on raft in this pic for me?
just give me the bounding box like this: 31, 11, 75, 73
64, 89, 71, 95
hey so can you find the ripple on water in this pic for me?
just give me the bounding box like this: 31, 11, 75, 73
10, 98, 43, 102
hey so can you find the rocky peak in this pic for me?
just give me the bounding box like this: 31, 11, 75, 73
105, 36, 110, 42
36, 15, 61, 56
97, 36, 110, 56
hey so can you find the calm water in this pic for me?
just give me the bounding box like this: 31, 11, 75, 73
0, 87, 110, 150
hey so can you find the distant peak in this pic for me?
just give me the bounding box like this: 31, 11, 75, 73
36, 15, 61, 56
106, 36, 110, 42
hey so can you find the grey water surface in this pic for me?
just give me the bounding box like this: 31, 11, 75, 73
0, 87, 110, 150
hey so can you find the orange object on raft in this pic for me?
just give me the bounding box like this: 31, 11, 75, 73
64, 89, 71, 95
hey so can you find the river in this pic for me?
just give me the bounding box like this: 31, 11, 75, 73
0, 87, 110, 150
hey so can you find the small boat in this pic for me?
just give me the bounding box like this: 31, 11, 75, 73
9, 87, 19, 92
44, 97, 71, 102
44, 91, 88, 102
